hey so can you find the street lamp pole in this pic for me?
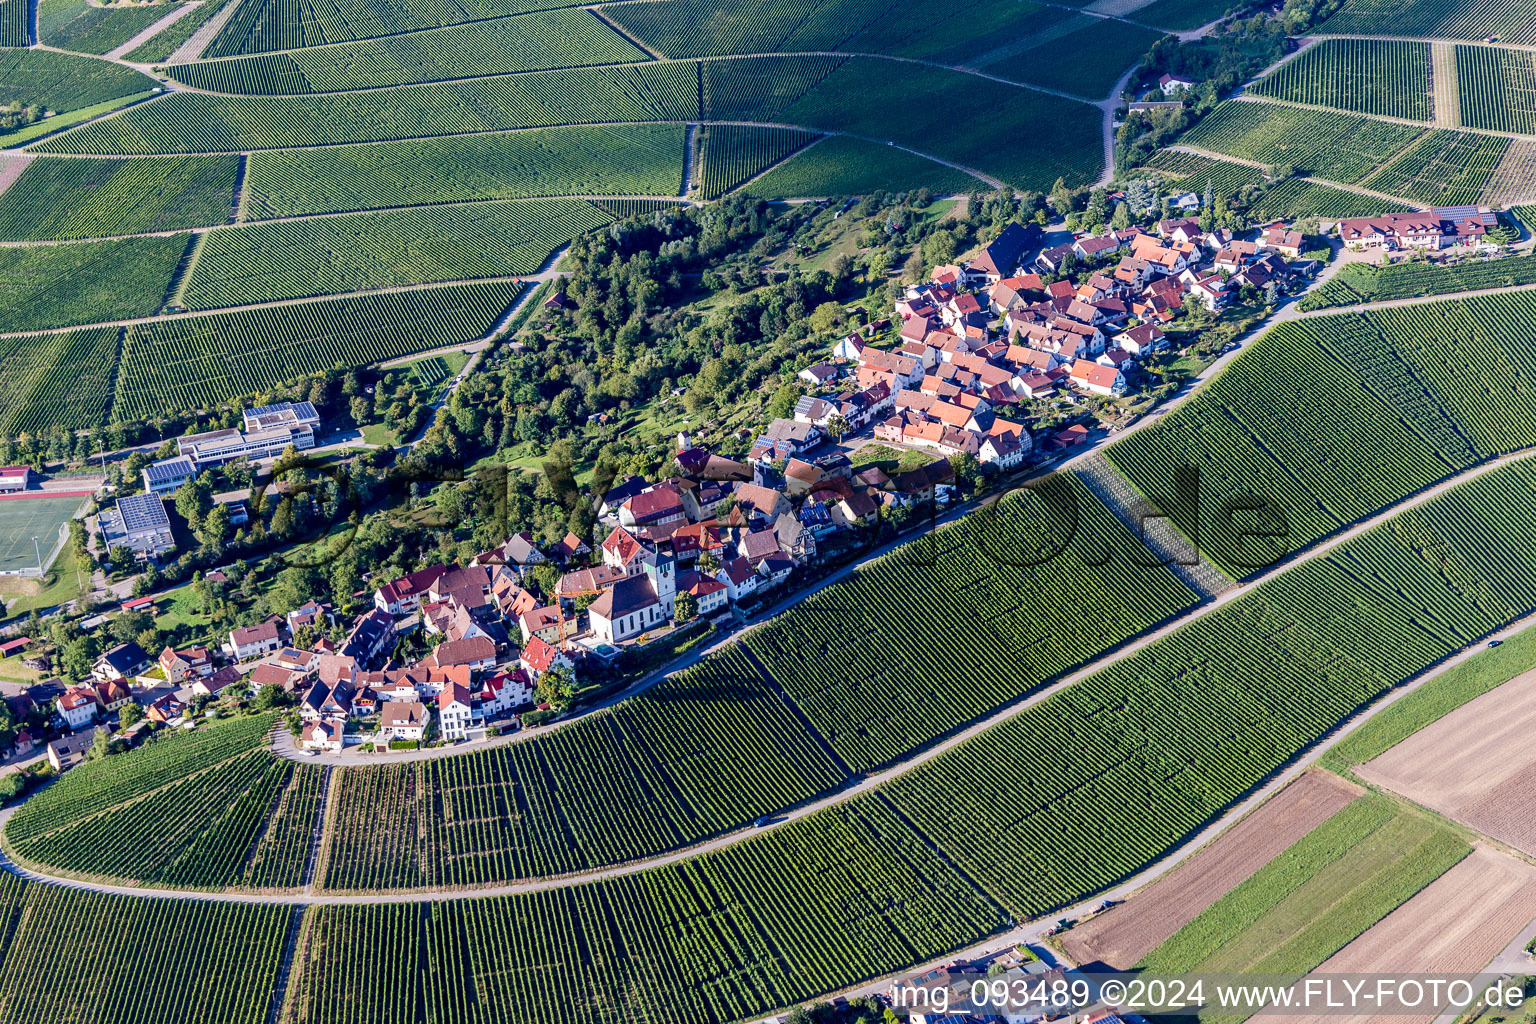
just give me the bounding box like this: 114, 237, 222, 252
32, 535, 40, 573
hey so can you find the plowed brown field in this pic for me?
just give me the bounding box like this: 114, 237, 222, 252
1060, 772, 1362, 969
1356, 666, 1536, 855
1278, 846, 1536, 1024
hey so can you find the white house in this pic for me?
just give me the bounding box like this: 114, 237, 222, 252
588, 575, 665, 644
379, 701, 430, 742
56, 687, 99, 730
1069, 359, 1126, 397
677, 570, 729, 618
519, 636, 575, 682
301, 720, 344, 752
715, 557, 761, 603
979, 432, 1027, 469
226, 621, 282, 661
436, 683, 475, 740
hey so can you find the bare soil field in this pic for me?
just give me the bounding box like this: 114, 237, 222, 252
1280, 846, 1536, 1024
1356, 666, 1536, 855
1060, 772, 1362, 969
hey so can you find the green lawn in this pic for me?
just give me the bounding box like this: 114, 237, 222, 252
0, 544, 88, 618
9, 90, 157, 149
850, 443, 937, 473
358, 422, 397, 447
1137, 794, 1469, 1021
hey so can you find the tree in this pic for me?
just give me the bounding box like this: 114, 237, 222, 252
948, 451, 984, 489
118, 702, 143, 731
1050, 176, 1075, 215
86, 728, 115, 761
1111, 201, 1131, 231
865, 249, 891, 279
253, 684, 283, 711
807, 301, 843, 335
107, 544, 133, 568
901, 249, 926, 284
674, 590, 697, 624
350, 394, 372, 426
921, 229, 956, 266
535, 666, 576, 710
528, 562, 561, 601
174, 476, 213, 533
826, 413, 849, 442
766, 382, 802, 421
200, 502, 231, 557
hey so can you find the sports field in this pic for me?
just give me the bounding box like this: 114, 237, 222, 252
0, 492, 87, 574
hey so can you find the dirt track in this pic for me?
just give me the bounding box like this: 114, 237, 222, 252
1060, 772, 1362, 969
1280, 846, 1536, 1024
1356, 666, 1536, 856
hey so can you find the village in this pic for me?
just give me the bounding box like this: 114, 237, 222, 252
0, 196, 1509, 773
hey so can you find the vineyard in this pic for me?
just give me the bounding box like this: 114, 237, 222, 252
1247, 175, 1411, 219
32, 55, 1102, 188
1359, 289, 1536, 454
600, 0, 1075, 63
36, 0, 190, 53
203, 0, 556, 55
1003, 18, 1166, 98
1138, 149, 1265, 200
6, 713, 276, 841
1317, 0, 1536, 47
166, 10, 649, 94
124, 0, 241, 61
0, 156, 239, 242
296, 797, 1004, 1024
695, 124, 816, 199
881, 460, 1536, 916
1300, 253, 1536, 309
0, 236, 184, 334
10, 748, 323, 889
1105, 313, 1480, 579
744, 135, 987, 196
1180, 101, 1425, 183
243, 125, 686, 218
0, 48, 154, 114
181, 199, 612, 308
34, 61, 703, 154
1250, 40, 1432, 121
282, 461, 1536, 1022
0, 0, 25, 45
1454, 43, 1536, 134
112, 279, 525, 421
4, 712, 327, 890
1138, 150, 1407, 220
0, 880, 291, 1024
1360, 127, 1508, 205
702, 56, 1103, 188
1130, 0, 1231, 30
742, 474, 1198, 772
0, 326, 122, 433
318, 645, 845, 890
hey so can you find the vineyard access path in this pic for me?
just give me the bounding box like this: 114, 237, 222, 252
1164, 144, 1437, 209
1232, 92, 1536, 145
166, 0, 240, 62
102, 1, 201, 60
7, 448, 1536, 910
1295, 278, 1536, 316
